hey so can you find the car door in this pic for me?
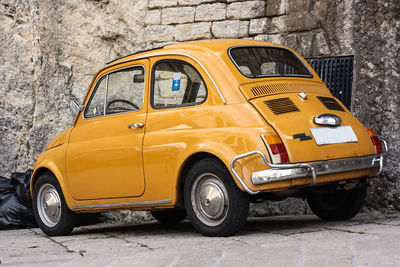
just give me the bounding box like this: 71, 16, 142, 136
66, 60, 148, 200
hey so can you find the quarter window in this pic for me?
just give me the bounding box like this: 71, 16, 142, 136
84, 66, 145, 118
152, 60, 207, 109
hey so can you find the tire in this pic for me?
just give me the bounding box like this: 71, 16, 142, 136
33, 172, 75, 236
151, 209, 187, 224
307, 186, 367, 221
184, 158, 249, 236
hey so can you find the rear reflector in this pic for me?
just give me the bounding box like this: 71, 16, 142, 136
263, 133, 288, 163
367, 128, 382, 154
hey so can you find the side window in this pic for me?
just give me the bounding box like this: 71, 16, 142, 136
152, 60, 207, 108
106, 67, 144, 114
85, 76, 107, 118
84, 66, 145, 118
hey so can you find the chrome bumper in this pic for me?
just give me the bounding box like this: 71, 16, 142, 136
230, 141, 387, 195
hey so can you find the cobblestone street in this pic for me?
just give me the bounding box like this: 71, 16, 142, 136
1, 213, 399, 266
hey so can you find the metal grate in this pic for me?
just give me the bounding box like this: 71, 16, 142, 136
264, 97, 300, 115
250, 83, 325, 97
317, 96, 345, 111
306, 56, 354, 110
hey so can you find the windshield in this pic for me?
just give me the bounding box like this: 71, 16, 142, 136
229, 46, 312, 78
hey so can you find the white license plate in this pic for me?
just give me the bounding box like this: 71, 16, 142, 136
310, 126, 358, 145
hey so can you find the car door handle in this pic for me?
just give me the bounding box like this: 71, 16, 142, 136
128, 123, 144, 129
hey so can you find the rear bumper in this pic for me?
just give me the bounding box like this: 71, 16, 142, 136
230, 141, 387, 195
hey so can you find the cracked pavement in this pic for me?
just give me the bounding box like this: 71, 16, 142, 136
1, 213, 399, 266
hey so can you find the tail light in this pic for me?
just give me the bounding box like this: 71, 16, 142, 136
262, 133, 288, 163
367, 127, 382, 154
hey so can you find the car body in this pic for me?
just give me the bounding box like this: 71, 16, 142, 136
30, 39, 386, 236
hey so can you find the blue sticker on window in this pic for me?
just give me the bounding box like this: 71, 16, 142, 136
172, 72, 181, 91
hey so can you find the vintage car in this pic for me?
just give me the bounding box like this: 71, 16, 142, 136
30, 39, 386, 237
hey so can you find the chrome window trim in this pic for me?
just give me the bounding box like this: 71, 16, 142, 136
83, 64, 146, 120
72, 199, 171, 210
106, 52, 226, 104
227, 45, 313, 79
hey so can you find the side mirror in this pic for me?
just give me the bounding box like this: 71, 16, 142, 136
70, 100, 84, 115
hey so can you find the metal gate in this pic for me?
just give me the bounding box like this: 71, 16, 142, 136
306, 56, 354, 110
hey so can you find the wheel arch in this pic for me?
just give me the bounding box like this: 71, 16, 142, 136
30, 165, 72, 209
176, 152, 230, 207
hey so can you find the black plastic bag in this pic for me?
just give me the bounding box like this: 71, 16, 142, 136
0, 170, 37, 230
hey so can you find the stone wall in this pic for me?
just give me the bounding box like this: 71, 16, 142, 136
0, 0, 398, 212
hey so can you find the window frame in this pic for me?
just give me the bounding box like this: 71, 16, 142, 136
83, 64, 146, 119
150, 59, 208, 110
227, 45, 314, 79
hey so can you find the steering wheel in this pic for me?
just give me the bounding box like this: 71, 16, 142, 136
106, 99, 140, 113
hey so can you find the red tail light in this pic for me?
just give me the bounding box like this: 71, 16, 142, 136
367, 128, 382, 154
263, 133, 288, 163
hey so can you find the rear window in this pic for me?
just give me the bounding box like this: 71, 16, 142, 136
229, 46, 312, 78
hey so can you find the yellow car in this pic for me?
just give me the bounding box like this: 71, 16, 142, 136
30, 39, 386, 237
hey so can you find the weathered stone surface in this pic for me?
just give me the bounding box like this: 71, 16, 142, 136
212, 20, 249, 38
249, 17, 268, 35
288, 0, 312, 13
268, 12, 319, 33
149, 0, 178, 9
145, 9, 161, 25
175, 22, 212, 41
162, 7, 195, 24
266, 0, 287, 16
195, 3, 226, 22
313, 32, 330, 56
144, 25, 175, 42
227, 1, 265, 20
178, 0, 215, 5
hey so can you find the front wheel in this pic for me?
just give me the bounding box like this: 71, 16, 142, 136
33, 172, 75, 236
184, 158, 249, 236
307, 185, 367, 221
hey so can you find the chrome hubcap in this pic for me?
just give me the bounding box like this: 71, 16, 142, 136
191, 173, 229, 226
37, 184, 61, 227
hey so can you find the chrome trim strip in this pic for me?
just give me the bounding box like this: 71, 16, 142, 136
230, 150, 316, 195
107, 52, 226, 104
72, 199, 171, 210
252, 154, 382, 185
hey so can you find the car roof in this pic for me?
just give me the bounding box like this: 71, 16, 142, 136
106, 39, 285, 66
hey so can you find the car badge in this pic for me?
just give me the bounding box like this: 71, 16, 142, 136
299, 92, 308, 99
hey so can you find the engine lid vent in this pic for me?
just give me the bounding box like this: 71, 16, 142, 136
250, 83, 325, 97
264, 97, 300, 115
317, 96, 345, 111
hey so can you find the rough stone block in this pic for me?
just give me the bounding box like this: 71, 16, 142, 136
249, 18, 268, 35
148, 0, 178, 9
162, 7, 195, 24
268, 12, 319, 33
195, 3, 226, 22
254, 34, 282, 44
266, 0, 287, 16
145, 10, 161, 25
178, 0, 215, 5
227, 1, 265, 20
313, 32, 331, 56
212, 20, 249, 38
144, 25, 175, 42
175, 22, 212, 41
288, 0, 312, 13
297, 32, 314, 57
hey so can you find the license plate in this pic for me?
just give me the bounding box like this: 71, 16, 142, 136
310, 126, 358, 145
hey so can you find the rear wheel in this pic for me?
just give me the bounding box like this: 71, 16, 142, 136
151, 209, 187, 224
184, 158, 249, 236
33, 172, 75, 236
307, 185, 367, 221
